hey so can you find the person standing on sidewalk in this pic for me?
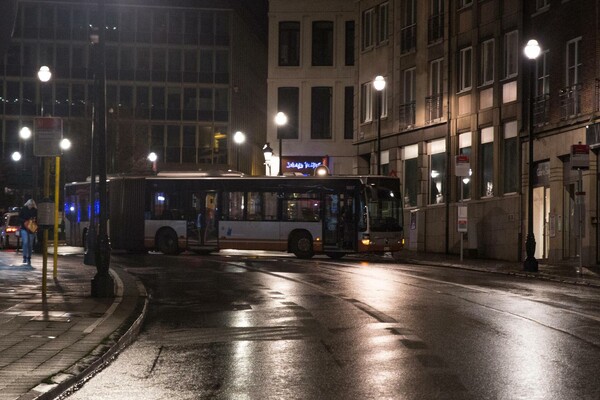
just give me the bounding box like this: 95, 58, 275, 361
19, 199, 37, 266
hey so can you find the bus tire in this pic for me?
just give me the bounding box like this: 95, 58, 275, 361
157, 229, 180, 255
290, 231, 314, 259
326, 252, 345, 259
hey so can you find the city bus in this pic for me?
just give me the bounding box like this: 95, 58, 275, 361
64, 172, 403, 259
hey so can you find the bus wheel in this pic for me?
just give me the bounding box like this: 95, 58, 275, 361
291, 231, 314, 259
326, 252, 345, 260
157, 229, 180, 255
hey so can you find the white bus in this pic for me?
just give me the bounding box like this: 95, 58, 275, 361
64, 172, 403, 259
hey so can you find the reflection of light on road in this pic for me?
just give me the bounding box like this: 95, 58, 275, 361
370, 349, 397, 362
233, 340, 252, 392
231, 310, 251, 327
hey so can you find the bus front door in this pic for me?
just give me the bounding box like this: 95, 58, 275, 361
324, 192, 356, 252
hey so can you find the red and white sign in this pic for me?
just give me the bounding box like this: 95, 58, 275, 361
455, 155, 470, 177
34, 117, 63, 157
571, 143, 590, 170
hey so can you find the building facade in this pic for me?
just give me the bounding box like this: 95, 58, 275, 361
266, 0, 356, 176
0, 0, 267, 205
269, 0, 600, 264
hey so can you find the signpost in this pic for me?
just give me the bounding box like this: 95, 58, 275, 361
455, 155, 470, 261
571, 142, 589, 274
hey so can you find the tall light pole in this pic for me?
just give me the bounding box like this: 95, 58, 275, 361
53, 138, 71, 278
37, 66, 51, 116
523, 39, 541, 273
147, 151, 158, 174
275, 112, 288, 176
374, 75, 386, 175
19, 126, 32, 202
233, 130, 246, 171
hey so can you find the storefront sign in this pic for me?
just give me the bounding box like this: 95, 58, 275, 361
282, 156, 329, 175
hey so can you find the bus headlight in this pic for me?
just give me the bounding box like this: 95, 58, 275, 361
361, 234, 371, 246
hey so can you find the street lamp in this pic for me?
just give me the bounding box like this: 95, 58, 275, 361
373, 75, 386, 175
523, 39, 541, 273
147, 151, 158, 173
275, 111, 288, 176
233, 130, 246, 171
263, 142, 273, 175
11, 151, 21, 162
37, 66, 52, 116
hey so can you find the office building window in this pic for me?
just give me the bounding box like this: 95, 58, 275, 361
403, 144, 419, 207
311, 87, 332, 139
377, 2, 389, 44
360, 82, 373, 123
344, 86, 354, 139
459, 47, 472, 92
279, 21, 300, 66
504, 31, 518, 78
277, 87, 299, 139
362, 8, 374, 50
480, 127, 494, 197
400, 0, 416, 54
566, 37, 582, 86
536, 50, 550, 97
503, 121, 518, 194
480, 39, 494, 85
312, 21, 333, 66
345, 21, 355, 66
429, 139, 446, 205
459, 132, 472, 200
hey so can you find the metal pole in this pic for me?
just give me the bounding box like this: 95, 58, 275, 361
53, 156, 59, 278
42, 157, 50, 296
460, 181, 464, 262
91, 0, 114, 297
377, 90, 382, 176
578, 167, 583, 274
523, 58, 538, 272
278, 136, 283, 176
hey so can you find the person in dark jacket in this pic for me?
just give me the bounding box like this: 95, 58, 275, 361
19, 199, 37, 266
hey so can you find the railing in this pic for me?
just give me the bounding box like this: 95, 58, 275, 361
399, 101, 416, 129
428, 13, 444, 44
400, 24, 416, 54
533, 94, 550, 126
559, 83, 582, 120
426, 94, 443, 123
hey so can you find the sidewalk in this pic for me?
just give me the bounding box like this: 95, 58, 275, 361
392, 249, 600, 288
0, 247, 147, 400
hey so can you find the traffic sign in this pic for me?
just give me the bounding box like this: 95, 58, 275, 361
571, 143, 589, 170
455, 155, 470, 177
34, 117, 63, 157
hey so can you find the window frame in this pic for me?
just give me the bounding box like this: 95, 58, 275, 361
362, 8, 374, 51
458, 47, 473, 92
504, 30, 518, 79
480, 39, 495, 86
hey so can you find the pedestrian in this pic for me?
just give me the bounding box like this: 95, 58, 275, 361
19, 199, 38, 266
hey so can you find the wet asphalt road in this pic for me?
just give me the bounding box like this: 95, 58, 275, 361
66, 251, 600, 400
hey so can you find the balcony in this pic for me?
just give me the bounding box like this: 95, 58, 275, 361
399, 101, 416, 129
533, 94, 550, 126
426, 94, 443, 123
559, 83, 582, 120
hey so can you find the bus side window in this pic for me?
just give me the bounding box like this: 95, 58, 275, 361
246, 192, 262, 221
222, 191, 244, 220
263, 192, 278, 220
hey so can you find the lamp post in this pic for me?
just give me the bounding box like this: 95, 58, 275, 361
373, 76, 386, 176
274, 112, 288, 176
19, 126, 31, 202
37, 66, 51, 116
523, 39, 541, 273
52, 138, 71, 278
263, 142, 273, 176
147, 151, 158, 174
233, 130, 246, 171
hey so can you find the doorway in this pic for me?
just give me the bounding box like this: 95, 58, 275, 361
533, 186, 550, 259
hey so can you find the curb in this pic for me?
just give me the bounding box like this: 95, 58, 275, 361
21, 266, 148, 400
398, 258, 600, 289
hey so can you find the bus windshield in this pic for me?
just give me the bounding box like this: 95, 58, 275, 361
366, 186, 402, 232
